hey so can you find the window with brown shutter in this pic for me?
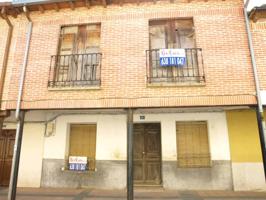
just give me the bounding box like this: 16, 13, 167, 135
69, 124, 97, 171
147, 18, 205, 84
176, 121, 211, 168
48, 24, 101, 88
59, 24, 101, 55
149, 19, 195, 49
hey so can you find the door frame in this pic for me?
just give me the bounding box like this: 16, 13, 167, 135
133, 122, 163, 186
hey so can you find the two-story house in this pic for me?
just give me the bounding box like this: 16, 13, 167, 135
0, 0, 265, 191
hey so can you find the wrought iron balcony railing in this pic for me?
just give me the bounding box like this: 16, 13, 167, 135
48, 53, 102, 88
146, 48, 205, 84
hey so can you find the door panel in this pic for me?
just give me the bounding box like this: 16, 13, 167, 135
145, 124, 161, 184
133, 124, 145, 183
0, 130, 16, 186
133, 162, 143, 182
133, 123, 161, 185
146, 162, 161, 183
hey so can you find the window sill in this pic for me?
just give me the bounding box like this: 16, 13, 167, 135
48, 86, 101, 91
147, 82, 206, 87
177, 165, 212, 169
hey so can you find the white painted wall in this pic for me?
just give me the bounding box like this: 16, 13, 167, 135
260, 91, 266, 105
134, 112, 231, 161
3, 123, 45, 187
43, 114, 127, 160
43, 112, 230, 161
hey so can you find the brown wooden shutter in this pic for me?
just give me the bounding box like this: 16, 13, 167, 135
175, 19, 195, 48
69, 124, 97, 170
86, 24, 101, 53
176, 121, 211, 168
59, 26, 78, 55
76, 25, 87, 54
149, 21, 167, 49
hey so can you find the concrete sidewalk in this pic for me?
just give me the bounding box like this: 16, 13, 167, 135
1, 188, 266, 200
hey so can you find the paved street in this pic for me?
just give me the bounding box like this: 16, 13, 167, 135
1, 188, 266, 200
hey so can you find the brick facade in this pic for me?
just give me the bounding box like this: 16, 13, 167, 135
251, 21, 266, 92
0, 20, 9, 102
0, 0, 257, 110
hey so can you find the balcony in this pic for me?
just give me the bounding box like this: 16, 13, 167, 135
146, 48, 205, 84
48, 53, 102, 88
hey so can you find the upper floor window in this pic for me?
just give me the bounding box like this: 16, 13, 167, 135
59, 24, 101, 55
149, 19, 195, 49
48, 24, 102, 88
146, 19, 205, 84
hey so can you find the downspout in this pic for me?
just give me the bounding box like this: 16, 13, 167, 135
15, 5, 32, 120
127, 108, 134, 200
8, 6, 32, 200
244, 0, 266, 178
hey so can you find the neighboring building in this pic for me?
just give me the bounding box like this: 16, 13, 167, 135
250, 4, 266, 102
0, 0, 265, 191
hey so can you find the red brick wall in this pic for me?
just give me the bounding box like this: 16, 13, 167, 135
1, 0, 257, 109
0, 20, 9, 102
251, 21, 266, 92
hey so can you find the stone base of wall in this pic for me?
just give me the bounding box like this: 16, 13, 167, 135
162, 161, 233, 190
232, 162, 266, 191
41, 159, 233, 190
41, 159, 127, 189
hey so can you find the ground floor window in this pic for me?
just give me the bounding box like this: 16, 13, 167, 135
176, 121, 211, 168
69, 124, 97, 171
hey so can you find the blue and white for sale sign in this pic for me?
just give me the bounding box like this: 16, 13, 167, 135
69, 156, 87, 171
159, 49, 186, 67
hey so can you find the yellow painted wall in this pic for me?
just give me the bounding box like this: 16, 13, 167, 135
226, 110, 262, 162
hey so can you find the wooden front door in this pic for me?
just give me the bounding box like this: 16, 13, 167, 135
133, 123, 162, 185
0, 130, 16, 186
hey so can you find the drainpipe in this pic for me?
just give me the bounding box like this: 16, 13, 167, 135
127, 108, 134, 200
0, 7, 13, 129
15, 5, 32, 120
244, 0, 266, 178
8, 6, 32, 200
